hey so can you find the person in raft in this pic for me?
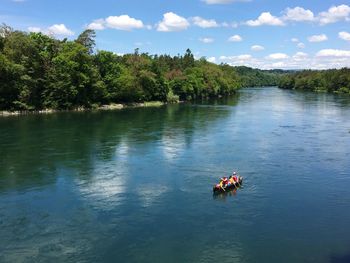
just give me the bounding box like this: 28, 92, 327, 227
232, 171, 239, 183
219, 177, 229, 190
228, 175, 235, 185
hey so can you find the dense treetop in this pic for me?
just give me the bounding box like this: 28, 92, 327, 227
0, 24, 283, 111
278, 68, 350, 94
234, 66, 288, 87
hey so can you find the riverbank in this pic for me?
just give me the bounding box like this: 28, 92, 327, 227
278, 68, 350, 94
0, 101, 167, 117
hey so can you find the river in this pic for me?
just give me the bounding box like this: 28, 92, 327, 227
1, 87, 350, 262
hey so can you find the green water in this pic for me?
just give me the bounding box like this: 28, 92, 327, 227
1, 87, 350, 262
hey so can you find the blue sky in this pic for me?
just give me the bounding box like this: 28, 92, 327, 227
1, 0, 350, 69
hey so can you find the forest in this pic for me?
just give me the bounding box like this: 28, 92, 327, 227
234, 66, 287, 87
0, 24, 283, 111
278, 68, 350, 94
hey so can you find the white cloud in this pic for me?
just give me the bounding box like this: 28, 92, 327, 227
199, 37, 214, 43
219, 54, 258, 68
157, 12, 190, 32
251, 45, 264, 51
246, 12, 284, 26
294, 51, 308, 57
87, 19, 105, 30
266, 53, 289, 60
297, 42, 305, 49
219, 54, 265, 68
203, 0, 251, 4
291, 38, 305, 48
105, 15, 144, 30
339, 31, 350, 41
221, 22, 239, 28
283, 7, 314, 22
271, 62, 287, 68
316, 49, 350, 57
192, 16, 219, 28
220, 54, 251, 61
28, 27, 41, 33
308, 34, 328, 42
27, 24, 74, 37
219, 50, 350, 70
293, 52, 308, 61
318, 4, 350, 25
242, 5, 350, 27
236, 54, 252, 60
48, 24, 74, 36
219, 54, 251, 60
207, 56, 216, 63
228, 34, 242, 42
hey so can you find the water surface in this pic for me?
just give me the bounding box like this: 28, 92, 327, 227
1, 87, 350, 262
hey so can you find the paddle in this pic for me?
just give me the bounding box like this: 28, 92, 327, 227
230, 172, 241, 188
235, 175, 242, 187
220, 182, 226, 192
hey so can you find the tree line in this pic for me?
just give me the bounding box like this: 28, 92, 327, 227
0, 24, 282, 111
234, 66, 287, 87
278, 68, 350, 94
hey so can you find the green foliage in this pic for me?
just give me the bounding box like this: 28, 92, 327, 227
0, 24, 290, 111
0, 54, 25, 110
166, 89, 180, 103
44, 41, 106, 109
234, 66, 286, 87
278, 68, 350, 94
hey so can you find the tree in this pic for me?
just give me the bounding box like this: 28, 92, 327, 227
94, 50, 123, 102
278, 68, 350, 94
0, 54, 24, 110
75, 29, 96, 54
44, 41, 106, 109
183, 48, 194, 69
1, 30, 44, 109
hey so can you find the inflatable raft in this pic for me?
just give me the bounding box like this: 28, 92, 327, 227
213, 176, 243, 194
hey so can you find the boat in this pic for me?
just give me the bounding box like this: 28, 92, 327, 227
213, 176, 243, 194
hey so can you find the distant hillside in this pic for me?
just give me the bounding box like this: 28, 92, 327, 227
233, 66, 290, 87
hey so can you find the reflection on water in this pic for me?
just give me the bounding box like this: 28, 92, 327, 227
0, 101, 235, 192
137, 185, 169, 208
1, 88, 350, 262
212, 188, 239, 201
161, 131, 187, 162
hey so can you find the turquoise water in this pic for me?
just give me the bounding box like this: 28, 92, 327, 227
1, 87, 350, 262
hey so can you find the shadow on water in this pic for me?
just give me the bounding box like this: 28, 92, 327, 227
212, 188, 239, 201
330, 252, 350, 263
194, 93, 241, 106
212, 183, 244, 201
283, 88, 350, 109
0, 95, 240, 193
